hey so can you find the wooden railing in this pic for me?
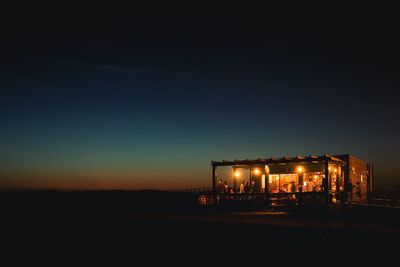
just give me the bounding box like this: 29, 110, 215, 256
196, 192, 326, 206
179, 187, 400, 208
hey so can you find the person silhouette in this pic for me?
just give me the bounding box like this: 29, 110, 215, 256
355, 182, 362, 204
217, 179, 225, 203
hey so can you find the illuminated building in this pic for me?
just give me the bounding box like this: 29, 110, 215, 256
211, 154, 373, 207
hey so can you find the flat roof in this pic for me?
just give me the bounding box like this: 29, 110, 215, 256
211, 154, 345, 167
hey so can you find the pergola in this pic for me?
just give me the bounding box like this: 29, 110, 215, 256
211, 154, 346, 207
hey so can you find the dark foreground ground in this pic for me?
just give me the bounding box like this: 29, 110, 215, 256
1, 191, 400, 265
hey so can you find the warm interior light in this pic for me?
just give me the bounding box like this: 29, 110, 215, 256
254, 168, 260, 175
313, 175, 318, 179
235, 171, 240, 178
334, 168, 337, 173
297, 166, 304, 173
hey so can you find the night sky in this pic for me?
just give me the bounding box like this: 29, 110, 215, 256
1, 6, 400, 190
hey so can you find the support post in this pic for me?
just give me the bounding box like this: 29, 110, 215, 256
371, 165, 375, 205
340, 166, 345, 206
298, 172, 303, 206
367, 164, 372, 193
212, 165, 217, 205
371, 165, 374, 192
335, 166, 340, 204
265, 165, 270, 208
324, 159, 330, 207
249, 169, 252, 185
299, 173, 303, 192
233, 167, 237, 193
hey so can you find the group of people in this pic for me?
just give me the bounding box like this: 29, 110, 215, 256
271, 178, 321, 194
238, 180, 256, 194
216, 177, 364, 205
238, 180, 257, 199
217, 179, 258, 201
217, 179, 233, 195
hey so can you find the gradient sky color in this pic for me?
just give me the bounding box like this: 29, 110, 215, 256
1, 8, 400, 190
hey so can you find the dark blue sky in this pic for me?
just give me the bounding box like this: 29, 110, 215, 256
1, 7, 400, 190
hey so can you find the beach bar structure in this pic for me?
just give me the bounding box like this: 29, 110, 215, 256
211, 154, 374, 207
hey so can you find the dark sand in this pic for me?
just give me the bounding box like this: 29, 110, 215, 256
1, 191, 398, 265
